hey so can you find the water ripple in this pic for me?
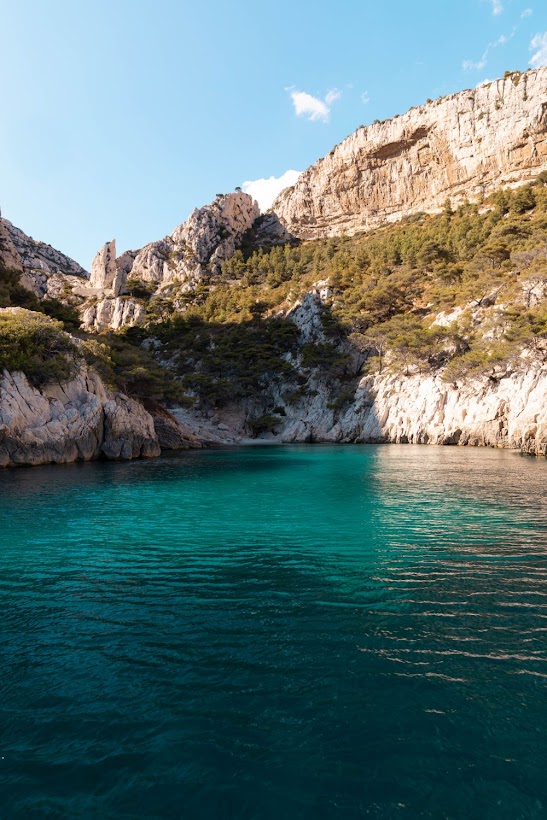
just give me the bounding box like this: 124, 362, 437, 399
0, 445, 546, 818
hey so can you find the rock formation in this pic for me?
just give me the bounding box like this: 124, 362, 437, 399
81, 296, 146, 332
76, 191, 260, 331
125, 191, 260, 285
0, 216, 87, 295
89, 239, 124, 295
0, 365, 160, 466
271, 67, 547, 239
278, 362, 547, 455
0, 218, 24, 273
0, 308, 201, 467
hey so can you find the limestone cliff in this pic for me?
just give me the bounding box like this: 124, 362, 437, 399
0, 308, 201, 467
121, 191, 259, 286
166, 284, 547, 458
0, 365, 160, 467
0, 216, 87, 295
278, 363, 547, 456
79, 191, 260, 330
271, 68, 547, 239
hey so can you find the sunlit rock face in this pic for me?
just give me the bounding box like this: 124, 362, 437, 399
0, 216, 87, 295
126, 191, 260, 285
0, 360, 160, 468
271, 68, 547, 239
80, 296, 146, 332
89, 240, 125, 296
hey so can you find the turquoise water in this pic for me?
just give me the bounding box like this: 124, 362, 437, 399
1, 445, 546, 818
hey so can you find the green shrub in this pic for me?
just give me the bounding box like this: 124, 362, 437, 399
0, 310, 77, 385
248, 414, 282, 436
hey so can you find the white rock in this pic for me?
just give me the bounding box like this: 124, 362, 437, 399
272, 67, 547, 239
89, 240, 125, 295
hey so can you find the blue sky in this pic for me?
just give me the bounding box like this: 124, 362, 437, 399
1, 0, 546, 269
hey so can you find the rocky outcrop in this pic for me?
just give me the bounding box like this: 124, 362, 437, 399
277, 362, 547, 456
0, 216, 87, 295
0, 305, 203, 466
89, 240, 124, 295
271, 67, 547, 239
142, 400, 203, 450
187, 359, 547, 455
81, 296, 146, 332
76, 191, 260, 331
0, 365, 160, 466
286, 282, 333, 343
125, 191, 260, 286
0, 218, 25, 272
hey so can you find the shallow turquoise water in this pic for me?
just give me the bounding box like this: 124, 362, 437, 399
1, 444, 546, 818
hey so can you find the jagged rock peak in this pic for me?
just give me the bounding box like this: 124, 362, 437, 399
271, 66, 547, 239
89, 239, 126, 296
124, 191, 260, 286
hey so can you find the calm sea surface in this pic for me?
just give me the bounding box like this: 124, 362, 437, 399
0, 445, 546, 818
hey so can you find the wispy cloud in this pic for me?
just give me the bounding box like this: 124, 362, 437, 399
530, 31, 547, 66
242, 170, 302, 212
490, 0, 503, 15
325, 89, 342, 106
361, 91, 371, 105
287, 88, 341, 123
463, 30, 514, 70
463, 54, 489, 71
521, 8, 533, 18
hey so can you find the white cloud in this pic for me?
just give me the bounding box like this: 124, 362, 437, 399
522, 8, 533, 18
325, 89, 342, 105
463, 55, 488, 71
242, 170, 302, 212
463, 30, 514, 70
490, 0, 503, 14
288, 88, 341, 123
530, 32, 547, 66
361, 91, 371, 105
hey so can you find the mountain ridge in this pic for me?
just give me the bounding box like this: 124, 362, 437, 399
271, 66, 547, 239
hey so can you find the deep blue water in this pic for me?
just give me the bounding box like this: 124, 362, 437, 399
1, 445, 546, 819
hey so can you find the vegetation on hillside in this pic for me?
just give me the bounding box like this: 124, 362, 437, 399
0, 310, 77, 385
2, 179, 547, 401
0, 262, 81, 329
113, 179, 547, 391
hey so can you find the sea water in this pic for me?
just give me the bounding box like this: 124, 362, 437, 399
0, 445, 546, 818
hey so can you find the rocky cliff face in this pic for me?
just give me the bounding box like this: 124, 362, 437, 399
166, 284, 547, 457
0, 308, 202, 467
180, 355, 547, 456
0, 362, 206, 467
0, 365, 160, 467
122, 191, 259, 287
0, 216, 87, 295
79, 191, 260, 331
278, 363, 547, 455
271, 68, 547, 239
89, 239, 124, 295
81, 296, 146, 332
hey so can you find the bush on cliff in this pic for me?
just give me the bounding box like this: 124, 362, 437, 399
81, 336, 189, 404
0, 310, 77, 385
0, 262, 81, 330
